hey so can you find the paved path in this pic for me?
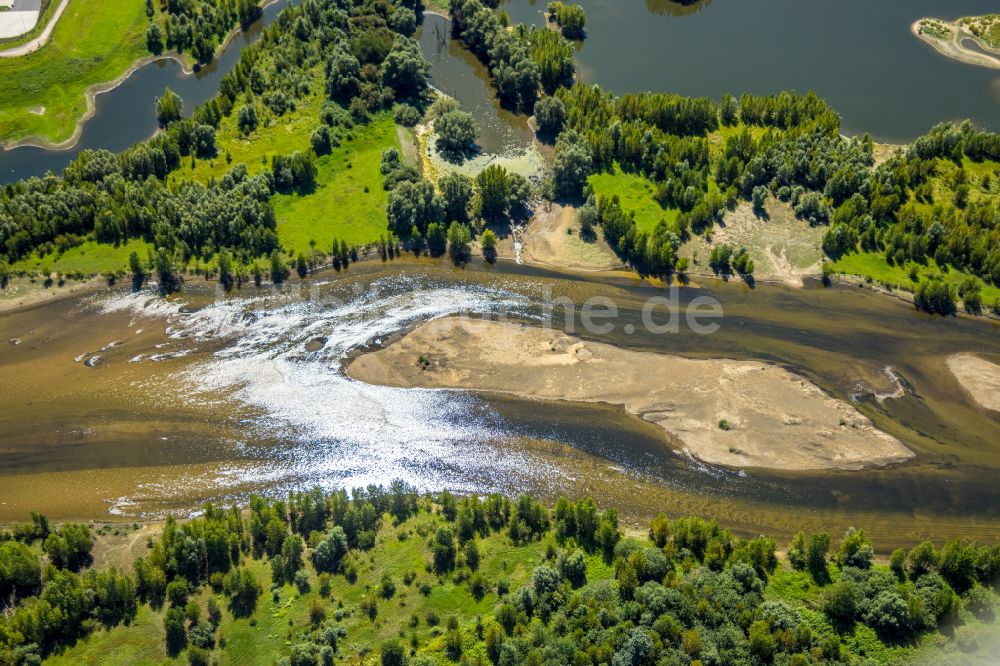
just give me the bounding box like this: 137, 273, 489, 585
0, 0, 70, 57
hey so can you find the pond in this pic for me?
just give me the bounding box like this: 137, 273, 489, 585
502, 0, 1000, 142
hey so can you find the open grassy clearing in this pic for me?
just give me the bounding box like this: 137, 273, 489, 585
829, 251, 1000, 304
12, 238, 153, 275
170, 70, 327, 185
587, 164, 679, 234
273, 113, 399, 253
0, 0, 153, 145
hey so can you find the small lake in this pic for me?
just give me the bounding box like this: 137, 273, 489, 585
0, 0, 294, 184
503, 0, 1000, 142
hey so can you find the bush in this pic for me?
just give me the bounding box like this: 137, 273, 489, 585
394, 104, 422, 127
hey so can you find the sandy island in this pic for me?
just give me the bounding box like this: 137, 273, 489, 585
912, 17, 1000, 70
347, 317, 914, 471
948, 354, 1000, 413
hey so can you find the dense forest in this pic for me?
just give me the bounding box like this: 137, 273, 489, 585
0, 487, 997, 664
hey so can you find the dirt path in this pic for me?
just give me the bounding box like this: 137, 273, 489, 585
0, 0, 70, 57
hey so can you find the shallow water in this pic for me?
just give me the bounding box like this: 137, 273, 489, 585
1, 261, 998, 549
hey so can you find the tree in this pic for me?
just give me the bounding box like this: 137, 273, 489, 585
534, 95, 566, 138
224, 567, 262, 617
548, 2, 586, 39
562, 549, 586, 587
480, 228, 498, 262
164, 606, 187, 655
748, 620, 776, 661
447, 221, 472, 263
426, 222, 447, 257
0, 540, 41, 598
381, 640, 408, 666
312, 527, 349, 573
129, 251, 146, 285
823, 580, 858, 628
865, 590, 910, 637
381, 37, 430, 99
839, 527, 873, 569
439, 172, 474, 224
270, 250, 289, 284
236, 104, 258, 135
435, 110, 478, 154
155, 248, 180, 293
156, 88, 183, 127
807, 532, 831, 583
552, 130, 592, 199
476, 164, 522, 219
296, 252, 308, 279
147, 23, 164, 54
217, 249, 233, 290
432, 525, 456, 573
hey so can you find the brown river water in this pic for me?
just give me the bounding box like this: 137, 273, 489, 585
1, 259, 999, 550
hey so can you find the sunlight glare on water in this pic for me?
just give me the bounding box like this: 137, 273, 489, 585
94, 275, 568, 502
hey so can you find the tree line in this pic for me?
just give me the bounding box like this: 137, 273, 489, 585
2, 486, 997, 664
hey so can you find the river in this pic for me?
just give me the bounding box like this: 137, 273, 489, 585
1, 259, 999, 549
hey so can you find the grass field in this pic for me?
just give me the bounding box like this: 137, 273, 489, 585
829, 251, 1000, 304
587, 164, 679, 234
12, 238, 152, 275
0, 0, 152, 145
273, 113, 399, 254
170, 71, 326, 185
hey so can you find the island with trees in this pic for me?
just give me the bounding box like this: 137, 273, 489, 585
913, 14, 1000, 70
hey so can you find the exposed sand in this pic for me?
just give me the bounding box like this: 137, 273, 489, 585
948, 354, 1000, 413
912, 18, 1000, 70
347, 317, 914, 471
496, 202, 622, 272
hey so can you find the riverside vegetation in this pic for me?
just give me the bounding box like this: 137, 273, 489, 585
1, 486, 999, 665
0, 0, 997, 315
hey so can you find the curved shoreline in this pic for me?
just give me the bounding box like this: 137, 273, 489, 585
0, 0, 281, 152
911, 18, 1000, 70
346, 316, 916, 472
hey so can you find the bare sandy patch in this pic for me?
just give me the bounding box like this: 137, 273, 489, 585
912, 18, 1000, 70
681, 198, 823, 287
948, 354, 1000, 412
347, 317, 913, 471
495, 202, 622, 272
